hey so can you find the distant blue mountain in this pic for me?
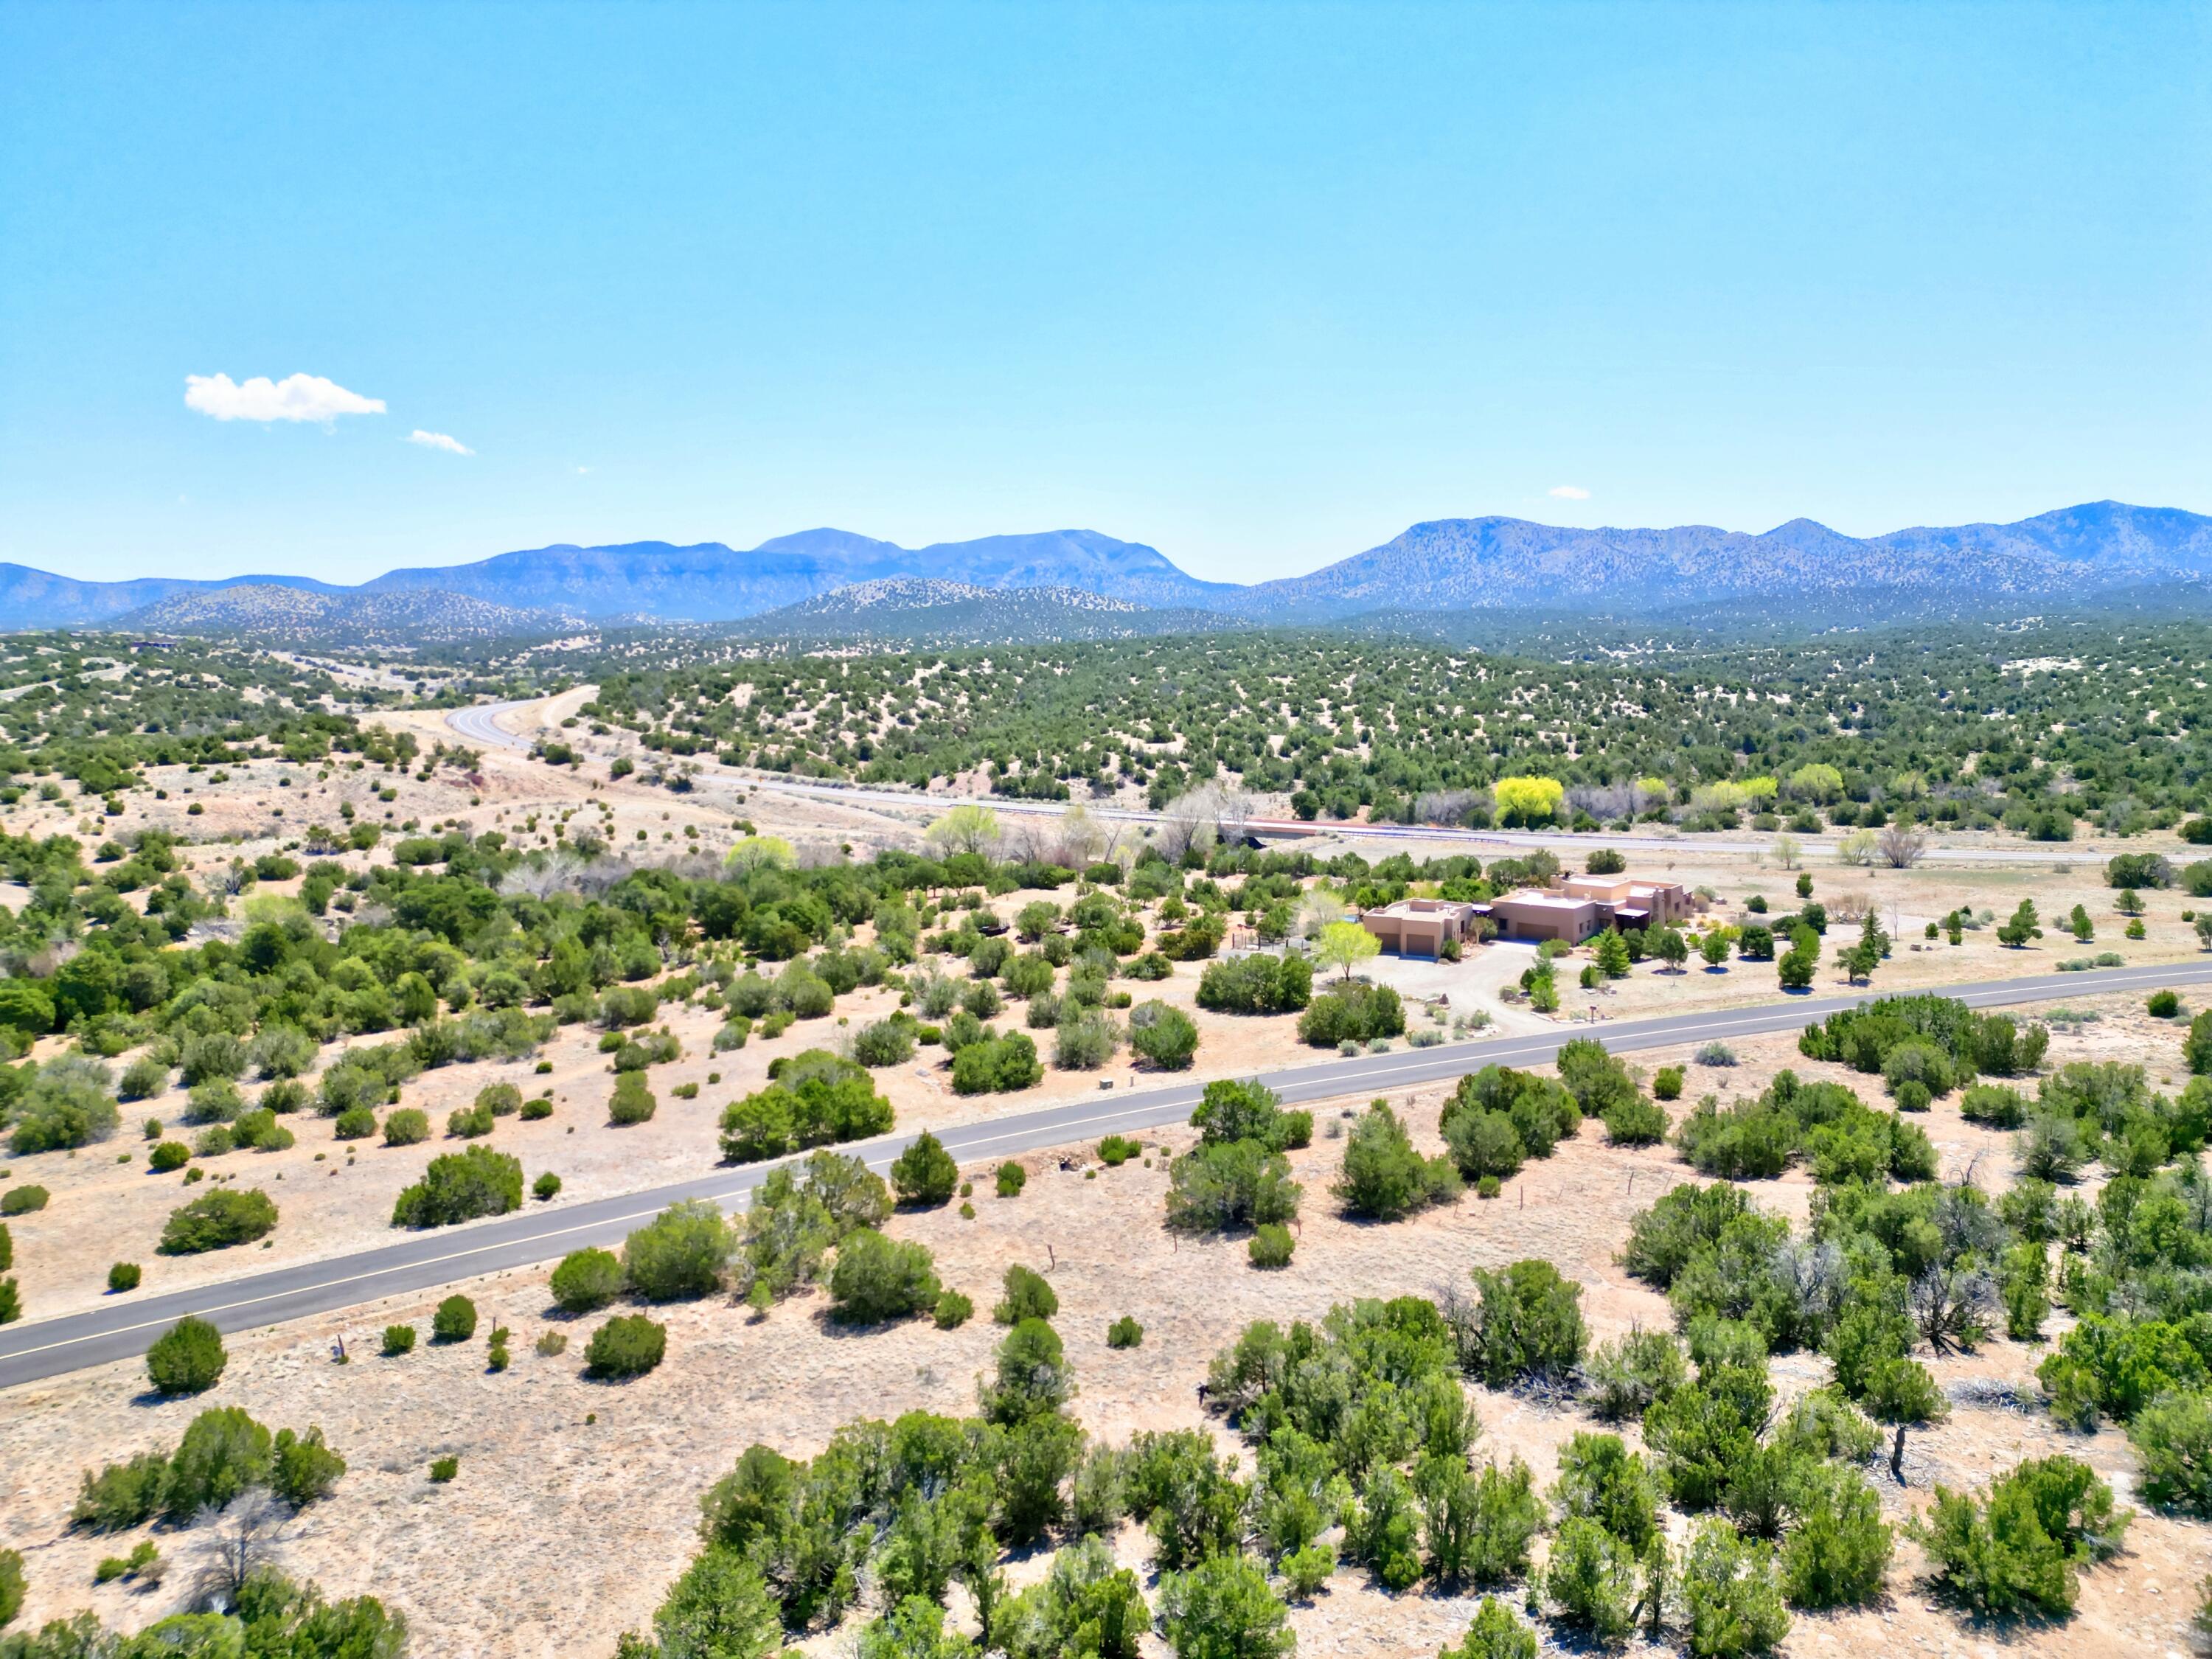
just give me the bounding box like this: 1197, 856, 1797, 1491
4, 502, 2209, 631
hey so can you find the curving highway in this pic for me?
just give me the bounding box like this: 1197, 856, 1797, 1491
5, 957, 2206, 1390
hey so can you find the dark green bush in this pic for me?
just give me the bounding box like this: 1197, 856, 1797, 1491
1166, 1140, 1301, 1233
608, 1073, 657, 1125
1107, 1315, 1144, 1349
431, 1295, 478, 1343
162, 1405, 271, 1520
994, 1263, 1059, 1325
1462, 1260, 1586, 1385
381, 1324, 416, 1356
380, 1107, 428, 1144
149, 1140, 189, 1172
1, 1185, 49, 1217
1910, 1455, 2126, 1617
2127, 1389, 2212, 1515
1248, 1222, 1295, 1268
933, 1290, 973, 1329
890, 1131, 959, 1206
271, 1425, 347, 1507
586, 1314, 668, 1378
995, 1160, 1027, 1197
623, 1200, 732, 1301
72, 1451, 171, 1531
392, 1144, 523, 1228
107, 1261, 140, 1293
159, 1188, 279, 1254
146, 1316, 226, 1394
551, 1246, 625, 1312
829, 1228, 940, 1323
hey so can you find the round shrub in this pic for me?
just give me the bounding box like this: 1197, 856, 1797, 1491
993, 1264, 1059, 1325
550, 1246, 625, 1313
608, 1074, 657, 1126
432, 1295, 478, 1343
1653, 1065, 1685, 1102
1107, 1315, 1144, 1349
995, 1161, 1027, 1197
1, 1185, 49, 1217
107, 1262, 141, 1293
149, 1141, 189, 1172
1476, 1174, 1502, 1199
164, 1406, 272, 1519
147, 1315, 227, 1395
392, 1144, 524, 1228
521, 1096, 553, 1121
585, 1314, 667, 1379
2148, 989, 2182, 1018
829, 1228, 940, 1324
382, 1324, 417, 1356
159, 1189, 279, 1254
533, 1171, 562, 1200
891, 1131, 959, 1207
381, 1107, 429, 1146
622, 1200, 731, 1301
934, 1290, 974, 1329
1248, 1223, 1295, 1268
477, 1082, 524, 1117
1892, 1079, 1933, 1113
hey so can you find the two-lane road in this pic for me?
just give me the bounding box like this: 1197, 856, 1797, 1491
4, 958, 2204, 1391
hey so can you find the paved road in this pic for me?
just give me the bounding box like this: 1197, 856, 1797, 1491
445, 697, 2120, 866
7, 957, 2205, 1391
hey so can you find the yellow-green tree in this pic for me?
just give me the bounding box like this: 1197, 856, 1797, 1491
1494, 776, 1565, 827
925, 803, 1001, 858
723, 835, 795, 874
1315, 919, 1382, 980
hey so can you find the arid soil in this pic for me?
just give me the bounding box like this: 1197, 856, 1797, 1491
4, 991, 2206, 1658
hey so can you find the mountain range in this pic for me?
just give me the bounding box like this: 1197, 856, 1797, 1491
18, 500, 2212, 637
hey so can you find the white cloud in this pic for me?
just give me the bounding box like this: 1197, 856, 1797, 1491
406, 429, 474, 456
184, 372, 386, 423
1548, 484, 1591, 501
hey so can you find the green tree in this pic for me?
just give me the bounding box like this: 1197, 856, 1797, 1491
147, 1315, 226, 1395
1315, 920, 1381, 980
1156, 1551, 1294, 1659
891, 1131, 960, 1206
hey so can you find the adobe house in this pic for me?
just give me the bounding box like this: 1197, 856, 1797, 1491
1357, 897, 1484, 959
1478, 875, 1694, 944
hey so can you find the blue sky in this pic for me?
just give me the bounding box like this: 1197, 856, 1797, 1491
1, 1, 2205, 586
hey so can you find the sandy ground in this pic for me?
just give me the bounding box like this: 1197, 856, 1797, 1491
4, 990, 2207, 1657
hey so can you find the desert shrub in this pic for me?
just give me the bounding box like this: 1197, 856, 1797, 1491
8, 1057, 120, 1153
1098, 1133, 1141, 1166
718, 1050, 894, 1161
1910, 1455, 2126, 1617
1053, 1009, 1120, 1070
2037, 1313, 2209, 1425
119, 1056, 170, 1102
1248, 1223, 1295, 1268
1550, 1430, 1660, 1549
1296, 982, 1404, 1047
891, 1130, 959, 1206
1128, 1001, 1200, 1069
1681, 1517, 1791, 1657
149, 1140, 189, 1172
2127, 1389, 2212, 1516
1585, 1327, 1689, 1421
381, 1107, 429, 1145
830, 1228, 940, 1323
1335, 1100, 1460, 1220
995, 1263, 1059, 1324
180, 1032, 248, 1085
1166, 1139, 1301, 1233
159, 1189, 278, 1254
146, 1315, 227, 1394
1415, 1454, 1542, 1586
72, 1451, 172, 1531
608, 1073, 657, 1125
1603, 1096, 1668, 1147
1107, 1315, 1144, 1349
445, 1104, 494, 1138
1156, 1551, 1293, 1659
587, 1314, 668, 1378
381, 1324, 416, 1356
1541, 1517, 1636, 1642
1196, 952, 1312, 1014
163, 1405, 272, 1519
851, 1019, 916, 1068
429, 1457, 458, 1483
1779, 1462, 1891, 1608
1192, 1078, 1309, 1152
551, 1246, 625, 1313
1461, 1260, 1586, 1385
953, 1030, 1046, 1092
1440, 1598, 1538, 1659
934, 1290, 973, 1329
995, 1160, 1027, 1197
432, 1295, 478, 1341
106, 1261, 140, 1293
624, 1200, 732, 1301
1644, 1361, 1773, 1511
1960, 1083, 2028, 1127
270, 1425, 347, 1507
1654, 1065, 1685, 1101
391, 1144, 523, 1228
984, 1318, 1077, 1424
1441, 1065, 1582, 1172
